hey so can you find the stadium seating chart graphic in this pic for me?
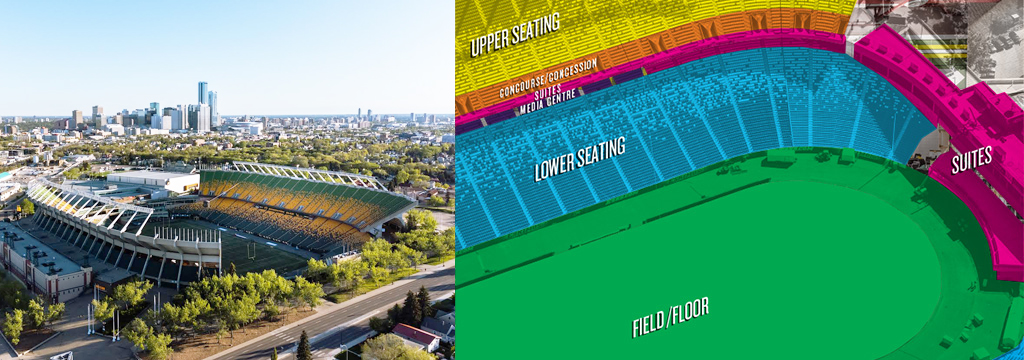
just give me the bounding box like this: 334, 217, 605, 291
455, 0, 1024, 359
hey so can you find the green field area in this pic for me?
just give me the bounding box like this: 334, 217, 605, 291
144, 218, 307, 276
457, 148, 1024, 359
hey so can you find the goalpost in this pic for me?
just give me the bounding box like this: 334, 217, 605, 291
247, 241, 257, 261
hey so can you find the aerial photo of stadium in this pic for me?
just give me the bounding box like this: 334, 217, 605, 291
455, 0, 1024, 359
19, 162, 416, 290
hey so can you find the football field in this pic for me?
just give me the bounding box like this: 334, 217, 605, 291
458, 148, 1023, 359
143, 218, 308, 276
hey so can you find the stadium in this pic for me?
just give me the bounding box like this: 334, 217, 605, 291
23, 162, 416, 289
455, 2, 1024, 359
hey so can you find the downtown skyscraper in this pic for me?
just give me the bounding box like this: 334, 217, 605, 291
198, 82, 208, 104
71, 110, 83, 130
92, 106, 103, 127
208, 91, 219, 128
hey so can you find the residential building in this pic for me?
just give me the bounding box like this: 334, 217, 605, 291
392, 323, 441, 352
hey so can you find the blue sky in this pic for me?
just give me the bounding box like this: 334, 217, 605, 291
0, 1, 453, 116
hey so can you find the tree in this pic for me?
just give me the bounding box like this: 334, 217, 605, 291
369, 315, 394, 334
292, 155, 310, 168
428, 195, 445, 207
3, 309, 23, 345
400, 291, 422, 326
399, 349, 436, 360
387, 304, 402, 325
293, 276, 324, 311
369, 266, 389, 287
272, 347, 279, 360
396, 170, 410, 184
363, 333, 406, 360
363, 333, 432, 360
296, 330, 312, 360
159, 303, 185, 337
228, 262, 237, 276
333, 260, 365, 289
436, 228, 455, 258
405, 210, 437, 232
225, 294, 260, 334
417, 286, 433, 318
111, 279, 153, 311
123, 318, 153, 351
395, 244, 424, 267
304, 258, 329, 283
46, 302, 66, 327
18, 199, 34, 216
26, 297, 45, 329
216, 326, 228, 345
92, 299, 114, 324
145, 333, 173, 360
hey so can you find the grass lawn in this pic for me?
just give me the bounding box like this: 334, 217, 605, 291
327, 268, 419, 303
424, 255, 454, 265
220, 233, 306, 275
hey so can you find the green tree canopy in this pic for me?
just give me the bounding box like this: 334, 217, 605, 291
18, 199, 34, 216
3, 309, 23, 345
111, 279, 153, 310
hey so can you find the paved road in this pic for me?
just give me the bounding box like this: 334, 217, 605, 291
207, 264, 455, 360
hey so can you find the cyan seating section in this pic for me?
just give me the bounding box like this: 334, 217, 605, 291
456, 46, 934, 250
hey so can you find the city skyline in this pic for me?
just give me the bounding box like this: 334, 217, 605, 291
0, 1, 454, 116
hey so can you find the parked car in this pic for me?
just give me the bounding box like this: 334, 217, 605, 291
992, 40, 1004, 52
1009, 31, 1021, 45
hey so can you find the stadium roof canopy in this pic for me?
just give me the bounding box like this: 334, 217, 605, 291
28, 179, 154, 236
109, 170, 196, 181
232, 161, 387, 190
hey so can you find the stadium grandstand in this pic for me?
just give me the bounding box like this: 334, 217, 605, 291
26, 179, 221, 289
175, 162, 417, 255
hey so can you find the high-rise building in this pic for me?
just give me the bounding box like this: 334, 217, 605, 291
367, 109, 372, 120
149, 102, 160, 112
188, 104, 210, 132
358, 108, 362, 118
208, 91, 219, 128
410, 112, 415, 122
173, 105, 189, 130
153, 114, 172, 130
198, 82, 208, 104
134, 109, 147, 127
92, 106, 104, 127
71, 110, 83, 129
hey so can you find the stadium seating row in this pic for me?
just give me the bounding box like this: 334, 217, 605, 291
199, 170, 414, 231
456, 1, 855, 112
458, 28, 849, 128
178, 199, 370, 254
455, 47, 935, 250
